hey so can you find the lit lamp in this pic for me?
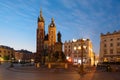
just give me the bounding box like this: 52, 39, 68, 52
74, 39, 86, 75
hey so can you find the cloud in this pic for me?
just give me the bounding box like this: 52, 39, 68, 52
1, 0, 120, 53
59, 0, 78, 9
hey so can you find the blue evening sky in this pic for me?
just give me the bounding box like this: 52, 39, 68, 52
0, 0, 120, 54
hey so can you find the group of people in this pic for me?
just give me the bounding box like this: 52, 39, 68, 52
96, 64, 112, 72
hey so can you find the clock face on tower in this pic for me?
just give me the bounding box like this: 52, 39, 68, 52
51, 24, 53, 26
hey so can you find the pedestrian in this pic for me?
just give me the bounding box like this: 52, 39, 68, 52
107, 65, 111, 72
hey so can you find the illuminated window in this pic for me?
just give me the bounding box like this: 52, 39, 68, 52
104, 58, 108, 62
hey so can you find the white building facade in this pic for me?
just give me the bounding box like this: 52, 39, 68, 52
99, 31, 120, 62
64, 39, 94, 66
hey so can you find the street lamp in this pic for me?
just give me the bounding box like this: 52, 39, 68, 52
74, 39, 86, 75
43, 49, 46, 65
10, 54, 14, 67
0, 55, 1, 65
94, 53, 96, 66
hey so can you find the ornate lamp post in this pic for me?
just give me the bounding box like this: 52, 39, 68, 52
94, 53, 96, 66
43, 48, 47, 65
0, 55, 1, 65
10, 54, 14, 67
74, 39, 86, 75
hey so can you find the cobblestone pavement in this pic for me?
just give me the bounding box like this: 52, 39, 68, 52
0, 62, 120, 80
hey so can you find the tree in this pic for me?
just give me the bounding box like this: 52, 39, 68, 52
53, 51, 66, 62
61, 52, 66, 61
3, 55, 9, 60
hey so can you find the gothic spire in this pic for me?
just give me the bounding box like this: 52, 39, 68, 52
51, 18, 54, 23
57, 31, 62, 42
40, 9, 42, 17
38, 9, 44, 22
49, 18, 56, 27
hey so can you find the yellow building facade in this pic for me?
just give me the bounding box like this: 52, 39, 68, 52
0, 45, 14, 61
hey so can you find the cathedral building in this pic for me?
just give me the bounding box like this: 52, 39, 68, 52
36, 10, 63, 63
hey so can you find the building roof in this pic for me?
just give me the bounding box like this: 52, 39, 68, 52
0, 45, 14, 50
101, 30, 120, 36
16, 49, 33, 54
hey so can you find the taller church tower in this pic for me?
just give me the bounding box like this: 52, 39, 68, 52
36, 10, 45, 55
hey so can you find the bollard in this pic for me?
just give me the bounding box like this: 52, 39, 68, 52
37, 63, 40, 68
48, 63, 51, 69
78, 64, 80, 68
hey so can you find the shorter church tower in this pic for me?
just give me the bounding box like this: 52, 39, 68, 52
48, 18, 56, 53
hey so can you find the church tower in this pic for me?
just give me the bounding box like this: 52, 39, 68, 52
37, 10, 45, 55
48, 18, 56, 52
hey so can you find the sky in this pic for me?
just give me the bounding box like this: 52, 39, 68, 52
0, 0, 120, 54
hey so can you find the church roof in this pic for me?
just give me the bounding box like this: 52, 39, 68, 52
44, 34, 48, 40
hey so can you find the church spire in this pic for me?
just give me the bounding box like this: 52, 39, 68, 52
49, 18, 56, 27
57, 31, 62, 43
38, 9, 44, 22
40, 9, 42, 17
51, 18, 54, 23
